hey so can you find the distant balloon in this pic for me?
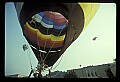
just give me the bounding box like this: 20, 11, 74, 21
93, 37, 97, 40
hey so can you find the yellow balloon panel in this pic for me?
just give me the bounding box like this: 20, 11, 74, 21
79, 3, 100, 31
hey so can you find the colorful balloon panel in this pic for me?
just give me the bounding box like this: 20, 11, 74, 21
33, 11, 68, 29
24, 22, 66, 48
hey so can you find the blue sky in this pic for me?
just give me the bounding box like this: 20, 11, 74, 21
5, 2, 116, 76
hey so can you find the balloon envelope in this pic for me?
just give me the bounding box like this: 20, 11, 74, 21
14, 3, 99, 67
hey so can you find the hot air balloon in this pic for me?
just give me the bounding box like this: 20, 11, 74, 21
93, 37, 97, 40
14, 3, 99, 77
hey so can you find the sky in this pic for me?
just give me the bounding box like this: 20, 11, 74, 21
5, 2, 116, 76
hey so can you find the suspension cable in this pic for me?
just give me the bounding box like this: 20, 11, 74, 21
42, 11, 51, 60
32, 4, 43, 64
50, 11, 68, 71
50, 5, 68, 71
37, 30, 43, 62
33, 15, 44, 63
42, 4, 69, 67
43, 3, 73, 63
51, 53, 64, 70
43, 29, 64, 62
27, 47, 33, 70
44, 8, 63, 61
24, 24, 34, 70
35, 17, 43, 60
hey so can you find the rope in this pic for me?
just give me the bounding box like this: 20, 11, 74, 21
43, 29, 64, 62
42, 53, 64, 71
23, 24, 34, 71
35, 15, 44, 62
42, 53, 65, 78
37, 10, 65, 74
50, 5, 68, 71
27, 48, 33, 69
32, 5, 42, 63
35, 3, 69, 76
37, 31, 43, 62
23, 36, 33, 71
43, 3, 73, 65
43, 10, 64, 62
42, 3, 69, 68
42, 12, 50, 60
33, 15, 44, 63
51, 54, 64, 70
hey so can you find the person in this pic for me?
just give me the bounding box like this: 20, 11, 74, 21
48, 69, 51, 78
37, 61, 49, 78
38, 64, 43, 78
33, 73, 38, 78
28, 69, 34, 78
46, 74, 50, 78
38, 73, 42, 78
